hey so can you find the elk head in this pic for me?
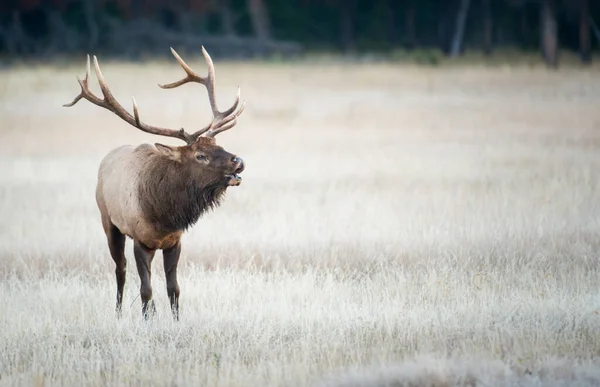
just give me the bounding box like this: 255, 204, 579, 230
63, 46, 246, 187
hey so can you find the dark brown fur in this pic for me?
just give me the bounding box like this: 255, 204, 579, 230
137, 140, 233, 234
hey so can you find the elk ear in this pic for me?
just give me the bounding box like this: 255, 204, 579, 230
155, 143, 182, 162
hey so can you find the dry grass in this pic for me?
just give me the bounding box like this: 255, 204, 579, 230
1, 57, 600, 387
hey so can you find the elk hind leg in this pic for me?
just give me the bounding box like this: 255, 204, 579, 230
134, 241, 156, 320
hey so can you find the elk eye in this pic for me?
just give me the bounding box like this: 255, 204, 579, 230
196, 154, 208, 161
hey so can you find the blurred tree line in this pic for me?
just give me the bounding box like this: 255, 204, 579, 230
0, 0, 598, 66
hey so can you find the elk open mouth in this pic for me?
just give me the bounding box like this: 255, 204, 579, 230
225, 173, 242, 186
226, 161, 244, 186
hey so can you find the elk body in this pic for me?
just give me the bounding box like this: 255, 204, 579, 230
64, 47, 246, 320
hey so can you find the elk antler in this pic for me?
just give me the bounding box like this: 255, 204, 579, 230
158, 46, 246, 139
63, 47, 245, 144
63, 54, 198, 144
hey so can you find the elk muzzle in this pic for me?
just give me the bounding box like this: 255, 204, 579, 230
226, 157, 244, 186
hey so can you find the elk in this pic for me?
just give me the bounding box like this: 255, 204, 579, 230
64, 47, 246, 320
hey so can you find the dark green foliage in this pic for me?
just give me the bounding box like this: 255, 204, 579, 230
0, 0, 598, 60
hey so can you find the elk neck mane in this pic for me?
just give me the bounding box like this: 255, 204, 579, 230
137, 145, 227, 233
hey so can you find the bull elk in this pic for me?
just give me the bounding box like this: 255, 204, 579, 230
64, 47, 246, 320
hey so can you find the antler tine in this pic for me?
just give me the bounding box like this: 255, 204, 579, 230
158, 46, 246, 140
199, 46, 220, 118
158, 46, 219, 115
63, 55, 101, 107
63, 54, 196, 145
190, 88, 245, 138
205, 100, 246, 138
158, 47, 206, 89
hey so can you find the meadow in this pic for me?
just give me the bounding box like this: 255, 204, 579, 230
1, 56, 599, 386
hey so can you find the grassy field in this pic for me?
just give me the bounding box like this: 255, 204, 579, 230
1, 57, 600, 386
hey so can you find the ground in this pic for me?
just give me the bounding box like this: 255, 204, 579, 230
1, 57, 599, 386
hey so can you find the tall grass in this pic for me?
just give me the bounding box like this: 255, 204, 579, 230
1, 60, 599, 386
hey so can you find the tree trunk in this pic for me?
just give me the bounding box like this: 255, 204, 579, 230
482, 0, 493, 55
129, 0, 143, 20
450, 0, 471, 57
383, 0, 397, 45
247, 0, 271, 41
340, 0, 357, 53
405, 0, 416, 49
540, 0, 558, 68
519, 5, 529, 48
44, 8, 81, 53
593, 17, 600, 46
437, 3, 452, 54
5, 11, 35, 55
220, 0, 236, 37
579, 0, 591, 64
82, 0, 99, 50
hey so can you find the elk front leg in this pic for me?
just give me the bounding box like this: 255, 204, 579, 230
163, 241, 181, 321
134, 241, 156, 320
104, 220, 127, 317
